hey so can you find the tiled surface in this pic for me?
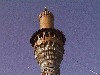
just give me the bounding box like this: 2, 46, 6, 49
0, 0, 100, 75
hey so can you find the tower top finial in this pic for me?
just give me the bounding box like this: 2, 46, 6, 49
45, 7, 47, 9
44, 7, 47, 11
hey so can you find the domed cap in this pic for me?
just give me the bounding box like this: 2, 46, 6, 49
39, 7, 54, 29
39, 7, 54, 19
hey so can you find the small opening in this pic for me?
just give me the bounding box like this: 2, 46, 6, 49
45, 31, 49, 37
50, 32, 54, 37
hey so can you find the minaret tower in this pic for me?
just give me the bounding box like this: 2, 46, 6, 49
30, 7, 66, 75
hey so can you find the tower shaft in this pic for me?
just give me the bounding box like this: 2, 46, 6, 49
30, 8, 66, 75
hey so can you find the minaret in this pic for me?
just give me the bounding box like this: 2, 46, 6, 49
30, 7, 66, 75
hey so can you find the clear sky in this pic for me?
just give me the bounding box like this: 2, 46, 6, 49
0, 0, 100, 75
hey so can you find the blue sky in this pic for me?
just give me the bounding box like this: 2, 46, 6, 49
0, 0, 100, 75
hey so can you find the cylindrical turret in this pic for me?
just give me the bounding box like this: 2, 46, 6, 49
30, 8, 66, 75
39, 7, 54, 29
